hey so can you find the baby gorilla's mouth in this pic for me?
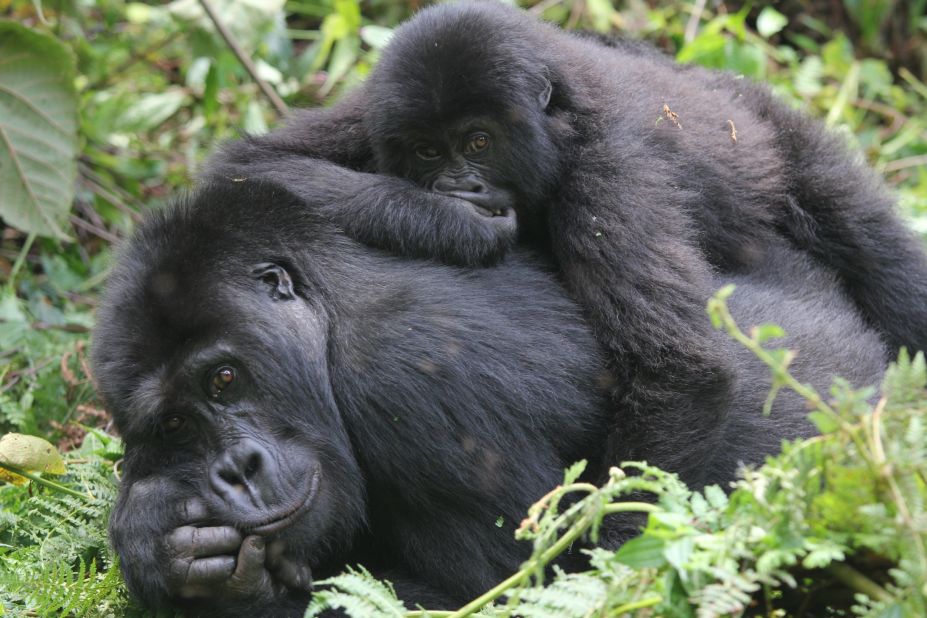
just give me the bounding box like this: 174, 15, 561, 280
244, 468, 321, 536
471, 204, 512, 218
443, 190, 514, 219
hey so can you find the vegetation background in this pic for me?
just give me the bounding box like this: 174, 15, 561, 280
0, 0, 926, 616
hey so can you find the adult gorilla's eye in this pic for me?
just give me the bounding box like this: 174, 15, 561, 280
465, 133, 490, 154
414, 145, 441, 161
208, 365, 236, 398
163, 415, 186, 434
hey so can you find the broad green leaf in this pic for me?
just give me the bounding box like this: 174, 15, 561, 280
117, 90, 189, 133
0, 432, 66, 485
614, 534, 667, 568
0, 21, 77, 240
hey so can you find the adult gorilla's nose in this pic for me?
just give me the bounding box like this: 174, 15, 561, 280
209, 438, 275, 508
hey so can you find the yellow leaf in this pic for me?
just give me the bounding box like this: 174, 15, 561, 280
0, 433, 66, 485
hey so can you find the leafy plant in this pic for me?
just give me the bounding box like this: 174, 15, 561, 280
0, 431, 130, 616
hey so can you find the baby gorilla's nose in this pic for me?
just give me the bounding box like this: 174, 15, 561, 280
432, 173, 487, 195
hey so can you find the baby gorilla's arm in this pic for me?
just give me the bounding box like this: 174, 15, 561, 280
204, 154, 518, 267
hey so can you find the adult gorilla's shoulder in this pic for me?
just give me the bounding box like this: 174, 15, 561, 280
93, 180, 885, 616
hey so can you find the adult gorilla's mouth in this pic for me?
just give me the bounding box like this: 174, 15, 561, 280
245, 468, 322, 536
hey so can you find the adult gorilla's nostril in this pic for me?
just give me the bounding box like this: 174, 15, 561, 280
209, 439, 270, 501
244, 453, 261, 478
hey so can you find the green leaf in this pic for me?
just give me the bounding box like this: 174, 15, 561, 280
117, 90, 188, 132
794, 56, 823, 97
563, 459, 588, 484
753, 323, 787, 343
614, 534, 666, 568
0, 21, 78, 240
756, 7, 788, 38
664, 537, 694, 573
360, 25, 393, 50
807, 410, 840, 434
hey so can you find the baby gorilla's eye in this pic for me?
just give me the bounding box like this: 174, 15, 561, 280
465, 133, 490, 154
414, 145, 441, 161
163, 415, 186, 434
208, 365, 236, 398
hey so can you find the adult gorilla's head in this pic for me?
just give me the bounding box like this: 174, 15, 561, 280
92, 184, 366, 610
92, 180, 609, 614
363, 1, 574, 222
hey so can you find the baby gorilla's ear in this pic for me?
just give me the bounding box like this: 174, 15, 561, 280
539, 72, 553, 109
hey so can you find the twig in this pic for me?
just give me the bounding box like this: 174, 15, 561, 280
70, 215, 121, 244
78, 160, 146, 212
851, 98, 909, 133
883, 154, 927, 173
685, 0, 708, 43
79, 170, 143, 223
528, 0, 561, 15
197, 0, 288, 118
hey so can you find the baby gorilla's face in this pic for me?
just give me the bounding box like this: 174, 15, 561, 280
388, 117, 518, 224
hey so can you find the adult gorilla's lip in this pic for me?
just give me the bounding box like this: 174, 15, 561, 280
245, 468, 321, 536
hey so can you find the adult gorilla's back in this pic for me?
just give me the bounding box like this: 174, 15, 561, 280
92, 181, 885, 615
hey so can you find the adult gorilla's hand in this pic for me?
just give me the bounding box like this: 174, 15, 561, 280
165, 499, 313, 602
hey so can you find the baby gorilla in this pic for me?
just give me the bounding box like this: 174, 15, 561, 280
204, 1, 927, 488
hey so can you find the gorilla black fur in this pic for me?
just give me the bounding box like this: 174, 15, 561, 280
204, 1, 927, 491
93, 180, 886, 616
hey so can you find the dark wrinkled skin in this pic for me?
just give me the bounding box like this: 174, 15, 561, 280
93, 181, 887, 616
202, 2, 927, 497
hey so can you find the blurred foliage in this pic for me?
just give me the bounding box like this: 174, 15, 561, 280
0, 0, 925, 616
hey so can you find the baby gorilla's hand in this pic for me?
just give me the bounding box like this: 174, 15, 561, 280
165, 499, 312, 602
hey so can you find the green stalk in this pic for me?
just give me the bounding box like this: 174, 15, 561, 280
0, 461, 91, 501
430, 502, 658, 618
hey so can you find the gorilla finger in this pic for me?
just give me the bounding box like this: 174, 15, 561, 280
167, 525, 243, 557
265, 539, 286, 568
269, 556, 313, 591
182, 556, 237, 586
233, 535, 267, 581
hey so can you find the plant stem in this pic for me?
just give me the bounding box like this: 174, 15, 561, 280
826, 563, 892, 603
444, 502, 659, 617
608, 595, 662, 616
7, 232, 36, 290
0, 461, 91, 501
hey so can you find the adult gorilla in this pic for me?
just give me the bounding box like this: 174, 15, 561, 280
93, 178, 885, 616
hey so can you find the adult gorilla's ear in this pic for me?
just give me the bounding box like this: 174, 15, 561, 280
251, 262, 296, 301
